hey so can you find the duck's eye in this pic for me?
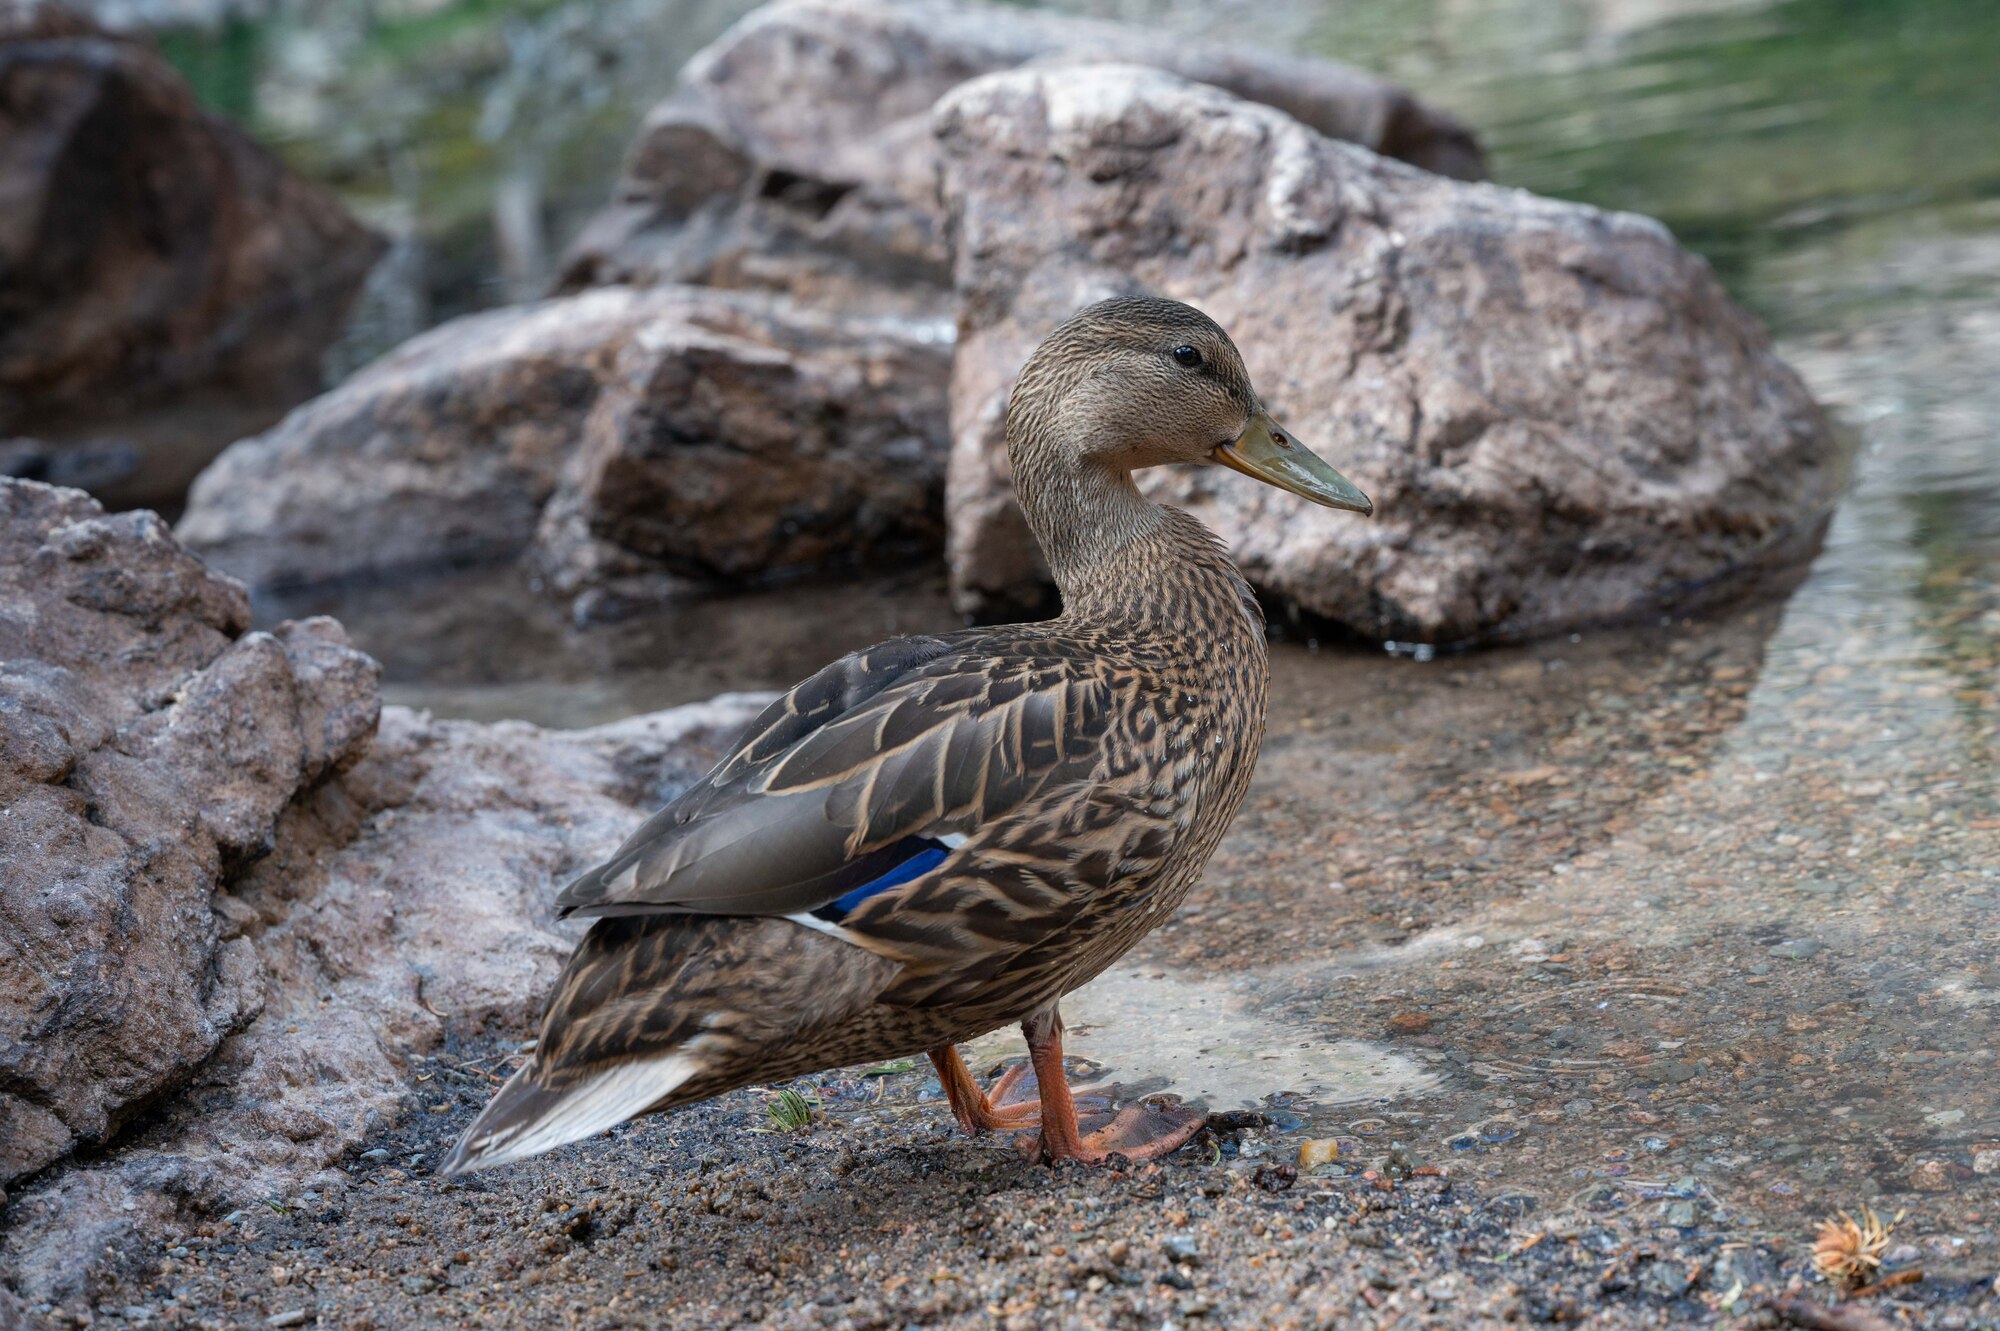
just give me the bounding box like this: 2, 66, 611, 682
1172, 345, 1204, 369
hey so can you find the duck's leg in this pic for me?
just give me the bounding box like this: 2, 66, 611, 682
1018, 1006, 1206, 1165
927, 1045, 1041, 1132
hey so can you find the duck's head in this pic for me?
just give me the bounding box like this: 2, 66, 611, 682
1007, 296, 1373, 524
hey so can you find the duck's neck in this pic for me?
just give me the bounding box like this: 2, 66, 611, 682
1014, 457, 1167, 603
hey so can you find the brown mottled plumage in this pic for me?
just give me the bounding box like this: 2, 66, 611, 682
443, 297, 1371, 1174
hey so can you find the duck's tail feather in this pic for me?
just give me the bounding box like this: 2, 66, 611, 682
440, 913, 904, 1176
439, 1049, 704, 1175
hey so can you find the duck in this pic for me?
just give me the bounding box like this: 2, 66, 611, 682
441, 295, 1371, 1174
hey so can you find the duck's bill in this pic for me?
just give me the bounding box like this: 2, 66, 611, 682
1212, 413, 1373, 515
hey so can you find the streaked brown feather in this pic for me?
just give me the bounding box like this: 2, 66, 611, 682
559, 640, 1121, 921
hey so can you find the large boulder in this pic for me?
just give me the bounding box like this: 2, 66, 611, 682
556, 0, 1484, 316
530, 291, 951, 616
0, 689, 767, 1305
0, 7, 384, 506
935, 65, 1838, 643
177, 284, 952, 607
177, 287, 676, 591
0, 480, 379, 1194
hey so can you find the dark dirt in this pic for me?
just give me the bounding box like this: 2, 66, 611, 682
59, 1042, 1996, 1330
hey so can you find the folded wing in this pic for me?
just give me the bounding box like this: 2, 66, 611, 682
555, 631, 1119, 922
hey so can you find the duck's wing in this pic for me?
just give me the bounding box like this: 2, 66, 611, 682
554, 629, 1120, 923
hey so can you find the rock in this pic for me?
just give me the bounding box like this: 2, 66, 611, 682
1298, 1138, 1341, 1169
934, 65, 1838, 642
0, 436, 141, 494
529, 292, 952, 617
1767, 938, 1825, 961
0, 692, 767, 1304
556, 0, 1483, 316
0, 480, 380, 1193
1639, 1258, 1693, 1297
0, 8, 384, 505
178, 285, 953, 608
177, 288, 667, 591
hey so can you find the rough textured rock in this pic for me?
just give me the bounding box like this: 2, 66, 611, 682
935, 65, 1838, 643
556, 0, 1484, 316
178, 284, 953, 605
0, 480, 380, 1193
0, 692, 767, 1304
531, 294, 952, 616
0, 8, 383, 467
0, 434, 139, 494
177, 287, 674, 590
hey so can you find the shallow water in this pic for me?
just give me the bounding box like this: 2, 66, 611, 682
964, 965, 1446, 1111
237, 0, 2000, 1276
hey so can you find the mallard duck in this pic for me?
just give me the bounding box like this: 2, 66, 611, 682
442, 296, 1371, 1173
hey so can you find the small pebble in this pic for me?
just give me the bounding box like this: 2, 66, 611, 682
1251, 1163, 1297, 1192
267, 1313, 308, 1329
1297, 1138, 1340, 1168
1766, 939, 1824, 961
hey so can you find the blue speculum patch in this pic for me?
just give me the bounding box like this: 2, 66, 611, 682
820, 845, 949, 918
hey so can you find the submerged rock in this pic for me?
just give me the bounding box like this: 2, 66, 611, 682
179, 284, 951, 605
557, 0, 1483, 315
0, 7, 383, 503
935, 65, 1837, 642
0, 436, 141, 494
0, 480, 380, 1193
